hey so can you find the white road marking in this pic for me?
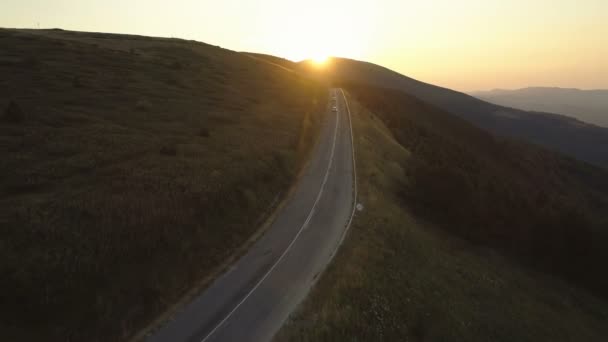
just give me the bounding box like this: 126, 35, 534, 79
199, 91, 342, 342
331, 89, 358, 257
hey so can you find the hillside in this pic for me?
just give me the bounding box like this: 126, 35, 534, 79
299, 58, 608, 169
277, 86, 608, 342
244, 52, 298, 70
471, 87, 608, 128
0, 29, 325, 342
344, 84, 608, 290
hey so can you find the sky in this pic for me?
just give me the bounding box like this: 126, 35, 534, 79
2, 0, 607, 91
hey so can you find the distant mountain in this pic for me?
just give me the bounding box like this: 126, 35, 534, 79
470, 87, 608, 128
298, 58, 608, 169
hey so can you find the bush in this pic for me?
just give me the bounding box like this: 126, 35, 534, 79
159, 144, 177, 156
135, 99, 152, 111
20, 56, 40, 68
2, 100, 25, 123
72, 76, 83, 88
198, 127, 210, 137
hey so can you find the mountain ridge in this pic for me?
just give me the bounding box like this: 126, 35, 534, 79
292, 57, 608, 169
470, 87, 608, 128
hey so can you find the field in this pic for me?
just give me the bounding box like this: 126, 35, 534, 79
0, 29, 325, 341
276, 91, 608, 342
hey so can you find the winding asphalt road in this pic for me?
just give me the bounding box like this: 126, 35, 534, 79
147, 88, 356, 342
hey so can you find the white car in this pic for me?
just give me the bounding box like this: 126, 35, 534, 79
332, 106, 338, 112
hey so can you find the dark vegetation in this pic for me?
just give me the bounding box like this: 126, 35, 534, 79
299, 57, 608, 169
2, 100, 26, 123
345, 83, 608, 298
0, 29, 326, 341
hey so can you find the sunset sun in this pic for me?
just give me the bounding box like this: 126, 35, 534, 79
3, 0, 608, 340
311, 54, 328, 65
259, 0, 374, 63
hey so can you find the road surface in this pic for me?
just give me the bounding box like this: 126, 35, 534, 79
147, 88, 356, 342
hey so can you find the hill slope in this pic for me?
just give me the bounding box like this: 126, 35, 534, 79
244, 52, 298, 70
277, 86, 608, 342
0, 29, 325, 342
300, 58, 608, 169
344, 84, 608, 295
471, 87, 608, 128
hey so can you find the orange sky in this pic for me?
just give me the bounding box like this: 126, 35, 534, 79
2, 0, 607, 91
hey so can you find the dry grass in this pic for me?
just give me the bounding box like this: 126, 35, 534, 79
0, 29, 326, 341
275, 93, 608, 342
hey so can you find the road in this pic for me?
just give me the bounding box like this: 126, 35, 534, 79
147, 88, 356, 342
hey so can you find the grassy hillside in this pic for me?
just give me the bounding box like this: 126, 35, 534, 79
0, 29, 326, 341
276, 89, 608, 342
345, 84, 608, 297
244, 52, 298, 70
299, 58, 608, 169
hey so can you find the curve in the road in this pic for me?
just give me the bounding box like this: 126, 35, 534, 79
147, 88, 356, 342
199, 91, 342, 342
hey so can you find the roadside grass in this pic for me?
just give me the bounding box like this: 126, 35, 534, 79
0, 29, 326, 341
275, 93, 608, 342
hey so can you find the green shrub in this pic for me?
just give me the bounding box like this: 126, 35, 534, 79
2, 100, 25, 123
159, 144, 177, 156
72, 76, 83, 88
198, 127, 210, 137
135, 99, 151, 111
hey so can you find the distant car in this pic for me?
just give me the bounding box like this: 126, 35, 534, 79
332, 106, 338, 112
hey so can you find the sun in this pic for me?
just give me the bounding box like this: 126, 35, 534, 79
265, 0, 372, 65
311, 54, 329, 65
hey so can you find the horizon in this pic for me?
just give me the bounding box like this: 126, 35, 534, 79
2, 0, 607, 92
3, 3, 608, 342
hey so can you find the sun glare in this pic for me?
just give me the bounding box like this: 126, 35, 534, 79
263, 0, 374, 63
312, 55, 328, 65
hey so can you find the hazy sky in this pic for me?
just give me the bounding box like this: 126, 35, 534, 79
2, 0, 607, 91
